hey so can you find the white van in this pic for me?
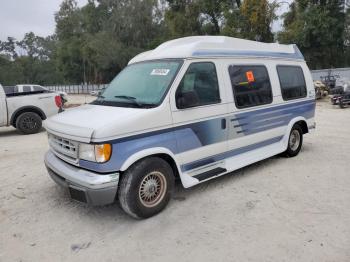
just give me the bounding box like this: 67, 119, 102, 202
44, 36, 316, 219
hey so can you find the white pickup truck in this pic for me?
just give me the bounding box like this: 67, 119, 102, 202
14, 84, 68, 103
0, 84, 63, 134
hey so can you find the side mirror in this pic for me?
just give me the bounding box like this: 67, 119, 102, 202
176, 91, 199, 109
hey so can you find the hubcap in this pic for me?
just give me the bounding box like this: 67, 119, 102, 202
22, 116, 37, 130
139, 171, 167, 208
289, 130, 300, 151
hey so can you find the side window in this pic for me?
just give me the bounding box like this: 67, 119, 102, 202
277, 66, 307, 100
229, 65, 273, 108
23, 86, 31, 92
33, 86, 44, 91
176, 62, 220, 109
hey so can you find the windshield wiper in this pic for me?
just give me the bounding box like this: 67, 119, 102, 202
114, 95, 143, 107
114, 95, 137, 100
92, 95, 155, 108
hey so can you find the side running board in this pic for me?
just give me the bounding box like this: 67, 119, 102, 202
193, 167, 227, 181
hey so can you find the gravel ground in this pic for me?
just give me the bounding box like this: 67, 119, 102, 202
0, 97, 349, 262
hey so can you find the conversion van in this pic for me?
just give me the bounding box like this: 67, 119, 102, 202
44, 36, 316, 219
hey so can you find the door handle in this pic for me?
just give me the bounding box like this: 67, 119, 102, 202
221, 119, 226, 130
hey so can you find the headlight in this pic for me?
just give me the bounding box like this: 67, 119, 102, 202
79, 143, 112, 163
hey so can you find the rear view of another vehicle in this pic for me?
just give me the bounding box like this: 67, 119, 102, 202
23, 84, 68, 105
0, 83, 63, 134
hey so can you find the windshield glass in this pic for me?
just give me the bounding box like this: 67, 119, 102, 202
92, 60, 182, 108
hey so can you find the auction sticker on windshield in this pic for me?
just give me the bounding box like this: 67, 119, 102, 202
151, 69, 170, 76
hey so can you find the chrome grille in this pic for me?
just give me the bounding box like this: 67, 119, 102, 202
48, 134, 79, 164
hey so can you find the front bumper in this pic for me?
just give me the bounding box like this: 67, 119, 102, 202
44, 151, 119, 206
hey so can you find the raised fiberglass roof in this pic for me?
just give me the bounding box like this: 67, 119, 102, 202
128, 36, 304, 64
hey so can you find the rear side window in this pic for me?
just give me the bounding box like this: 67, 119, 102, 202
176, 62, 220, 109
23, 86, 31, 92
33, 86, 44, 91
229, 65, 273, 108
277, 66, 307, 100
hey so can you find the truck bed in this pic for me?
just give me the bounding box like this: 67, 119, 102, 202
4, 86, 50, 97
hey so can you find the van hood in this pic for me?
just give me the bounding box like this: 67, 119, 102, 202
44, 104, 172, 143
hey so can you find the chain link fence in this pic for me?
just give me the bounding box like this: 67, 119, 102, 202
45, 84, 109, 94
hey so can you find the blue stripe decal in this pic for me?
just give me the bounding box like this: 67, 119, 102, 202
192, 45, 304, 60
181, 136, 283, 172
80, 131, 179, 173
79, 99, 315, 173
234, 100, 315, 136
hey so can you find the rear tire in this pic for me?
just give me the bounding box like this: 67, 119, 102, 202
16, 112, 42, 134
118, 157, 174, 219
283, 124, 303, 157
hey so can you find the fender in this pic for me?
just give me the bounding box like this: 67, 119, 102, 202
10, 105, 47, 126
120, 147, 181, 172
281, 116, 308, 149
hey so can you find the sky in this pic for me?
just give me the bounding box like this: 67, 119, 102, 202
272, 0, 294, 32
0, 0, 88, 41
0, 0, 292, 41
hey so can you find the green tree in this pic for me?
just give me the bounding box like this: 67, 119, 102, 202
0, 33, 63, 85
0, 37, 18, 59
278, 0, 347, 69
164, 0, 203, 38
344, 6, 350, 65
53, 0, 164, 83
200, 0, 225, 35
221, 0, 245, 37
240, 0, 277, 42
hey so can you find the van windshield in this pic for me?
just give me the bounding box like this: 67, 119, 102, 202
92, 60, 182, 108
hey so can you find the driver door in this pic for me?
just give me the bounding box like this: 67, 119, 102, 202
170, 60, 229, 174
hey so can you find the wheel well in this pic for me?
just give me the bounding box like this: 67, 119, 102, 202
295, 120, 308, 134
123, 153, 180, 179
154, 153, 180, 179
11, 107, 46, 127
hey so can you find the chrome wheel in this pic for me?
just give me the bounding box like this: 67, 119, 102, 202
139, 171, 167, 208
289, 129, 301, 151
22, 115, 37, 131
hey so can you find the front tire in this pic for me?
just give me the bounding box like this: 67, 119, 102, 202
16, 112, 42, 134
118, 157, 175, 219
283, 124, 303, 157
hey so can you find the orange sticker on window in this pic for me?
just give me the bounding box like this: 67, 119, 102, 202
246, 71, 255, 82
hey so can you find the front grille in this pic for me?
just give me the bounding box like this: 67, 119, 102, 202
48, 134, 79, 164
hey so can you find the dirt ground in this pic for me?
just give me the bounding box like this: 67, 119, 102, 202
0, 96, 349, 262
64, 94, 96, 108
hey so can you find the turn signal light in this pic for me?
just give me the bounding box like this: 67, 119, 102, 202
95, 144, 112, 163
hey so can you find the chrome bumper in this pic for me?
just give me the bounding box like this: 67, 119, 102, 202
44, 151, 119, 205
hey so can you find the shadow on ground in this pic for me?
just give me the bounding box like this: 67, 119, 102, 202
46, 153, 286, 223
0, 127, 45, 137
